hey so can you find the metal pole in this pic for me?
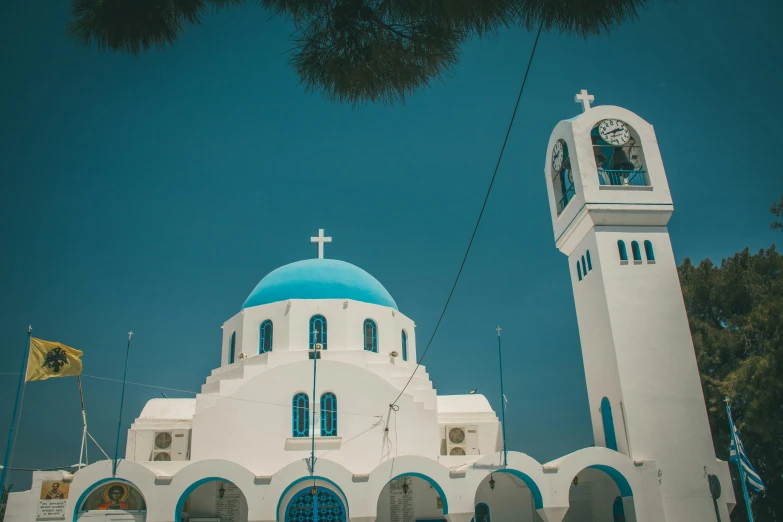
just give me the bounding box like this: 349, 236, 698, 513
0, 327, 32, 493
725, 398, 754, 522
310, 328, 319, 475
77, 376, 88, 467
113, 331, 133, 477
496, 326, 507, 467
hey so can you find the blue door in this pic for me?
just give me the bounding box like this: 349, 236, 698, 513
285, 487, 345, 522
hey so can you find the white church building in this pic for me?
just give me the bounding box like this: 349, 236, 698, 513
6, 94, 737, 522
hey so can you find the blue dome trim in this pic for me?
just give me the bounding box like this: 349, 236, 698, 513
242, 259, 398, 310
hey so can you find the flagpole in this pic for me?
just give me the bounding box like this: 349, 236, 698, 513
725, 398, 754, 522
0, 327, 32, 494
113, 331, 133, 477
496, 326, 507, 467
77, 376, 88, 468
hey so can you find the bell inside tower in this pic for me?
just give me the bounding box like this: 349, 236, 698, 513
591, 122, 649, 187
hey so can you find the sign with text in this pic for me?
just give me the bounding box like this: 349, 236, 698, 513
389, 478, 414, 522
37, 481, 69, 520
215, 482, 242, 521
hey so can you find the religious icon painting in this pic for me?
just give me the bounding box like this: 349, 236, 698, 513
37, 480, 70, 520
40, 480, 69, 500
80, 481, 146, 511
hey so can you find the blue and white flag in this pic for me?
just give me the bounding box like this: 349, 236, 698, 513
730, 424, 766, 492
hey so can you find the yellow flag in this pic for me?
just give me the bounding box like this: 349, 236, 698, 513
26, 338, 83, 382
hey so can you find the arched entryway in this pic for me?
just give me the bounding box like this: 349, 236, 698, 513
285, 486, 346, 522
376, 473, 448, 522
565, 466, 636, 522
473, 470, 544, 522
74, 478, 147, 521
175, 477, 248, 522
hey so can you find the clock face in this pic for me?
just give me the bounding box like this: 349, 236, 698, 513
552, 139, 565, 172
598, 119, 630, 146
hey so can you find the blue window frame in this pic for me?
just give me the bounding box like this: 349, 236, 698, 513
292, 393, 309, 437
586, 250, 592, 271
364, 319, 378, 353
310, 315, 327, 350
229, 331, 236, 363
577, 262, 582, 281
259, 320, 273, 354
401, 330, 408, 361
475, 503, 490, 522
631, 241, 642, 261
617, 240, 628, 261
320, 392, 337, 436
581, 255, 587, 276
601, 397, 618, 451
644, 240, 655, 261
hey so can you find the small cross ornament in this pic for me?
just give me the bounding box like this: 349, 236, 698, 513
575, 89, 595, 112
310, 229, 332, 259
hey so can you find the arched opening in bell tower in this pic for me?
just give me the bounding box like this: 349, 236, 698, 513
591, 120, 649, 187
550, 139, 575, 214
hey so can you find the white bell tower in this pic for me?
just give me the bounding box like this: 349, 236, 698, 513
544, 92, 729, 521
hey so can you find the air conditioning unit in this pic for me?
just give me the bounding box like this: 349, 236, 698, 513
151, 429, 190, 461
445, 425, 479, 456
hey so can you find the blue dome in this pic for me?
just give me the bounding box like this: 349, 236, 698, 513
242, 259, 398, 310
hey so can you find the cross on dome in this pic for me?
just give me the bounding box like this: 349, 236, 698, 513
496, 326, 502, 337
310, 229, 332, 259
575, 89, 595, 112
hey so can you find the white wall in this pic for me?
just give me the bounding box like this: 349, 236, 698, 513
222, 299, 416, 363
596, 227, 728, 521
569, 229, 629, 455
190, 358, 440, 474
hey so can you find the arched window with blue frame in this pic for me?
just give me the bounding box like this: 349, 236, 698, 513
229, 331, 236, 364
631, 241, 642, 261
581, 255, 587, 276
586, 250, 592, 271
475, 502, 490, 522
577, 262, 582, 281
618, 240, 628, 262
601, 397, 618, 451
320, 392, 337, 436
292, 393, 309, 437
259, 320, 273, 354
644, 240, 655, 261
401, 330, 408, 361
310, 315, 327, 350
364, 319, 378, 353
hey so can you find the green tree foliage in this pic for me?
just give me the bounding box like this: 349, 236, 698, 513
772, 194, 783, 230
0, 484, 13, 522
67, 0, 657, 104
679, 246, 782, 521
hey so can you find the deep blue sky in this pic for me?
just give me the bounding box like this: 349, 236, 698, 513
1, 0, 781, 490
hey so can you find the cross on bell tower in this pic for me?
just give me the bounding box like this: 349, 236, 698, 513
310, 229, 332, 259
